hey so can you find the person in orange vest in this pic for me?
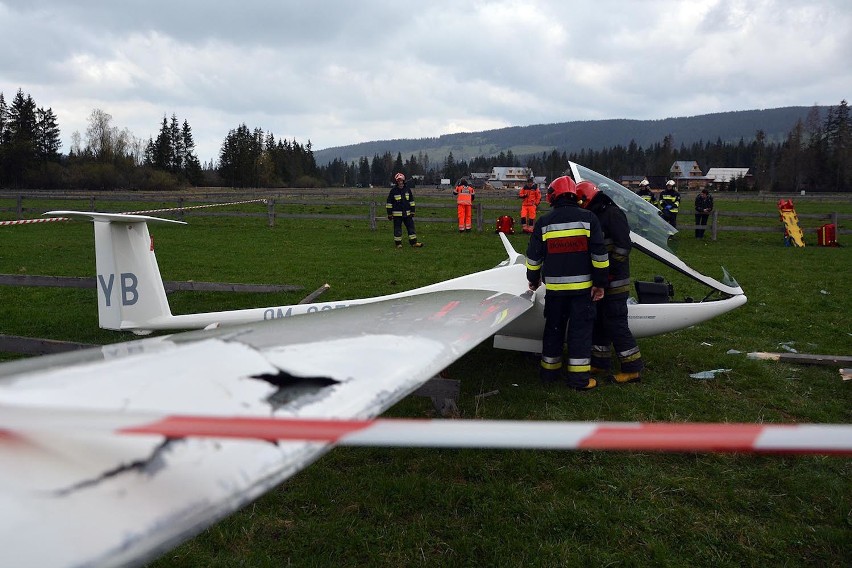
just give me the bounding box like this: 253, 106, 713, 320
453, 178, 475, 232
518, 176, 541, 233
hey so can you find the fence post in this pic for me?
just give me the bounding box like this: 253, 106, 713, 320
369, 202, 377, 231
90, 196, 95, 211
267, 199, 275, 227
476, 202, 483, 231
177, 197, 185, 221
711, 209, 719, 241
831, 211, 838, 233
16, 195, 22, 219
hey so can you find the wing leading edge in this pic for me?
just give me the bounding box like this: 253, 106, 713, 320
0, 289, 533, 568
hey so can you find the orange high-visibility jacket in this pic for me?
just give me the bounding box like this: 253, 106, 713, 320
519, 185, 541, 206
454, 184, 475, 205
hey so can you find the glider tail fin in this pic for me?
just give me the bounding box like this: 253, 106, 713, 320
498, 231, 526, 266
46, 211, 185, 332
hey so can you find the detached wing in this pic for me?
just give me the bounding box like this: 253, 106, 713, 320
0, 289, 533, 568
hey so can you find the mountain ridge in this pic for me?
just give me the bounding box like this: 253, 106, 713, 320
313, 106, 823, 166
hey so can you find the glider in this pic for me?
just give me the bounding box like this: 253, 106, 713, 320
39, 163, 745, 352
0, 162, 765, 567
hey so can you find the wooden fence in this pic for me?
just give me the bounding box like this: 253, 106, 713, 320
2, 191, 850, 241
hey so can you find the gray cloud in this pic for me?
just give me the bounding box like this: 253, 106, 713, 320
1, 0, 849, 163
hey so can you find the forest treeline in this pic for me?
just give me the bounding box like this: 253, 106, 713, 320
1, 88, 848, 193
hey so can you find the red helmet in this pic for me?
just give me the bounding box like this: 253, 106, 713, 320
575, 181, 600, 208
546, 176, 577, 205
394, 172, 405, 183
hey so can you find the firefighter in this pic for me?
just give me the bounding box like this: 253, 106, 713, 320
518, 176, 542, 234
659, 179, 680, 227
526, 176, 608, 390
385, 173, 423, 248
576, 181, 644, 384
453, 178, 475, 232
636, 179, 656, 205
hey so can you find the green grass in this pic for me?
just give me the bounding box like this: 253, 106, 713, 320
1, 196, 851, 567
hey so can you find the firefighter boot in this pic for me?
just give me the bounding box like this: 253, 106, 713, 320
611, 372, 641, 384
566, 377, 597, 391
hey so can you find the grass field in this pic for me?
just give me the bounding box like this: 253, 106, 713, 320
1, 195, 851, 567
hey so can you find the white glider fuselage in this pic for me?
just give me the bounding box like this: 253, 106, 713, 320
49, 211, 745, 352
48, 161, 747, 347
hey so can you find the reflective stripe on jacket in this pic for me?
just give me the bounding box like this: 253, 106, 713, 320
659, 189, 680, 213
386, 184, 416, 217
454, 185, 475, 205
588, 193, 632, 295
525, 200, 609, 294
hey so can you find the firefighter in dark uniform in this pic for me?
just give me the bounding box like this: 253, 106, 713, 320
576, 181, 644, 384
636, 179, 656, 205
526, 176, 608, 390
386, 172, 423, 248
659, 180, 681, 227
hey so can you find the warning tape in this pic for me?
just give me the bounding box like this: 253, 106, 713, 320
0, 217, 70, 226
1, 199, 266, 226
122, 199, 267, 215
2, 406, 850, 455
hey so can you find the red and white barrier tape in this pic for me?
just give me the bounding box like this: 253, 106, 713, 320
122, 199, 266, 215
0, 217, 70, 226
1, 199, 266, 226
2, 406, 850, 455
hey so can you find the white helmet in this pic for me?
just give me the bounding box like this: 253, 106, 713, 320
666, 180, 675, 186
639, 179, 649, 186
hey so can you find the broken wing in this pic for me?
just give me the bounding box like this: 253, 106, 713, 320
0, 289, 533, 568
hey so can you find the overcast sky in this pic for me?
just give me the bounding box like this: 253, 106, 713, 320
1, 0, 849, 164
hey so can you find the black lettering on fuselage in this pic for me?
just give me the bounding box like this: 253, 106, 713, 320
97, 272, 138, 306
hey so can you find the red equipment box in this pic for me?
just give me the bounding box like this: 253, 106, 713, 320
817, 223, 838, 247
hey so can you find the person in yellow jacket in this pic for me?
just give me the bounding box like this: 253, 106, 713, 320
453, 178, 475, 232
518, 176, 541, 234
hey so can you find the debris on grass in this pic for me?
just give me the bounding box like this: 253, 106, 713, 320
726, 349, 742, 355
779, 342, 798, 353
748, 352, 852, 366
689, 368, 732, 380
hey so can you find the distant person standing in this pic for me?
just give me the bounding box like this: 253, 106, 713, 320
576, 181, 644, 384
453, 178, 475, 232
694, 188, 714, 238
386, 173, 424, 248
518, 176, 542, 233
636, 179, 656, 205
525, 176, 608, 390
659, 180, 681, 227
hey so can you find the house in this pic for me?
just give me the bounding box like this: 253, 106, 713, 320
706, 167, 753, 191
669, 161, 714, 191
620, 175, 669, 190
468, 172, 490, 189
487, 166, 533, 189
619, 175, 646, 191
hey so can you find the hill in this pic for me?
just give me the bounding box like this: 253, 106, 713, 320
313, 106, 823, 166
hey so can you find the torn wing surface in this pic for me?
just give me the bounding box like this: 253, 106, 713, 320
0, 289, 533, 568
